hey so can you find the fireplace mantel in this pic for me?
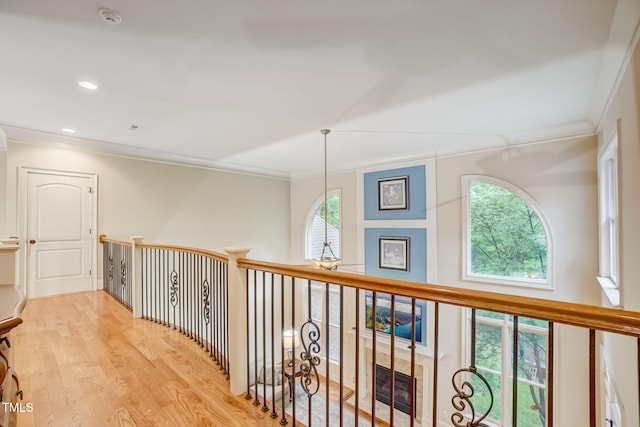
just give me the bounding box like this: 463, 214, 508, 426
351, 328, 443, 426
353, 328, 445, 362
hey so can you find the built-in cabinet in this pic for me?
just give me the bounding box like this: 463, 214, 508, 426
0, 245, 25, 427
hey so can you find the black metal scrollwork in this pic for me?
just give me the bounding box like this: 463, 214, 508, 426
169, 269, 179, 308
120, 258, 126, 289
108, 255, 113, 282
298, 320, 322, 397
202, 278, 210, 325
451, 366, 494, 427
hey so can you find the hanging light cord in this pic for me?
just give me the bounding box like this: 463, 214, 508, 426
323, 129, 329, 246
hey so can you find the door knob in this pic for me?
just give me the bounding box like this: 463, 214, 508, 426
29, 239, 36, 244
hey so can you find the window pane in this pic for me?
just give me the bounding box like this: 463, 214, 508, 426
328, 285, 341, 326
328, 324, 340, 362
477, 310, 505, 321
308, 194, 341, 258
516, 331, 547, 386
599, 139, 618, 286
475, 323, 502, 371
515, 317, 548, 329
609, 218, 618, 281
469, 181, 547, 280
310, 285, 323, 321
472, 370, 501, 422
516, 382, 547, 427
473, 311, 549, 426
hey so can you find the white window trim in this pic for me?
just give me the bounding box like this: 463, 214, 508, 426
597, 130, 621, 307
304, 189, 342, 260
461, 175, 554, 290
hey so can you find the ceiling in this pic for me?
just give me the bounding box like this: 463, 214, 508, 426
0, 1, 637, 178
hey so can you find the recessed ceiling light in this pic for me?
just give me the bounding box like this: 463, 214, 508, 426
62, 128, 76, 134
99, 8, 122, 25
78, 81, 98, 90
129, 124, 140, 131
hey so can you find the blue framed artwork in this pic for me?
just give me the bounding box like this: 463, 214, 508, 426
364, 165, 426, 220
365, 228, 426, 282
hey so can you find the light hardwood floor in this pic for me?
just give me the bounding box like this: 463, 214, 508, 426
12, 291, 289, 427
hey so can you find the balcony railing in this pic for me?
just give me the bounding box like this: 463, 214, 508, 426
101, 237, 133, 311
100, 236, 640, 427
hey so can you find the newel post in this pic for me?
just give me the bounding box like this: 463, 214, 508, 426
130, 236, 144, 318
225, 246, 251, 396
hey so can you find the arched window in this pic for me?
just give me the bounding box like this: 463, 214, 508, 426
305, 190, 341, 260
462, 176, 551, 288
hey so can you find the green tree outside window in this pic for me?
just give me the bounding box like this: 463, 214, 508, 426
469, 181, 547, 281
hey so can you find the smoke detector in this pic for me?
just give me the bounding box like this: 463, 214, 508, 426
99, 8, 122, 25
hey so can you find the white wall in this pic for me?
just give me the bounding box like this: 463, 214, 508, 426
598, 32, 640, 427
5, 140, 291, 280
0, 148, 6, 238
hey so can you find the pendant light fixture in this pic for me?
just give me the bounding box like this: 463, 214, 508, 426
312, 129, 340, 270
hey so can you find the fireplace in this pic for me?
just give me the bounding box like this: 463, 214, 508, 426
375, 364, 416, 417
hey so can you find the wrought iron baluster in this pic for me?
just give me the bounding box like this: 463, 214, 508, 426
245, 269, 252, 401
203, 276, 210, 330
390, 294, 396, 427
451, 366, 494, 427
261, 271, 269, 413
339, 285, 344, 426
291, 276, 297, 424
270, 273, 278, 419
432, 302, 440, 427
589, 329, 596, 427
355, 289, 360, 427
170, 253, 179, 329
371, 291, 377, 427
324, 281, 329, 425
197, 254, 202, 346
211, 259, 216, 362
279, 275, 287, 426
121, 244, 125, 305
216, 259, 221, 366
224, 262, 230, 378
513, 316, 519, 427
218, 260, 223, 367
298, 319, 321, 411
410, 298, 416, 427
253, 270, 260, 407
548, 322, 554, 427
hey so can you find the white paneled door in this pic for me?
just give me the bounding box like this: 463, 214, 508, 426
27, 172, 93, 298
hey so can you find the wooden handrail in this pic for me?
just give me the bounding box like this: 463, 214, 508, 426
99, 234, 132, 247
136, 242, 228, 263
237, 258, 640, 338
99, 235, 228, 263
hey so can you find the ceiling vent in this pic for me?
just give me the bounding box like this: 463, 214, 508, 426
99, 8, 122, 25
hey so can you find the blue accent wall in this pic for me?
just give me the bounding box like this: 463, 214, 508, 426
365, 228, 426, 282
364, 165, 426, 220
